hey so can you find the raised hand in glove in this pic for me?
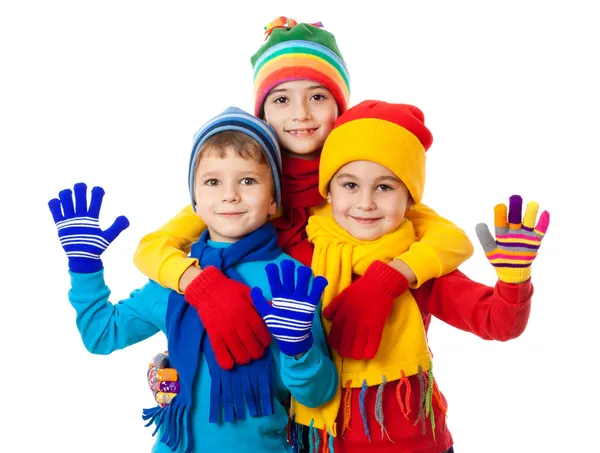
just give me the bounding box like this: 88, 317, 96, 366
48, 182, 129, 273
476, 194, 550, 284
251, 260, 328, 357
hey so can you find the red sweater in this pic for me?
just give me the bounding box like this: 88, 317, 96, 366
285, 241, 533, 453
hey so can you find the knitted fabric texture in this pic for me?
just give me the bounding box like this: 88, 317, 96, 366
318, 100, 433, 204
188, 106, 282, 209
251, 17, 350, 117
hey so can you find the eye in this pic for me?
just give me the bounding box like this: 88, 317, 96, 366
311, 93, 326, 101
376, 184, 392, 192
272, 96, 288, 104
342, 182, 358, 190
241, 177, 257, 185
204, 179, 220, 186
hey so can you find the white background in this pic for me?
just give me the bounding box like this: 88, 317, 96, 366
1, 1, 599, 452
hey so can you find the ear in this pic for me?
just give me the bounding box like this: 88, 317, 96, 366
268, 198, 278, 216
326, 191, 332, 204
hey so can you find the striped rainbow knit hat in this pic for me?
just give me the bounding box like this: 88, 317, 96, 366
250, 17, 350, 118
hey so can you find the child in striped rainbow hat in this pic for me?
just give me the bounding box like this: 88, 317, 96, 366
135, 18, 476, 451
251, 16, 350, 119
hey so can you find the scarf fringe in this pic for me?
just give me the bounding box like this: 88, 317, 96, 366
396, 369, 413, 419
142, 395, 193, 453
293, 368, 446, 449
375, 376, 394, 443
359, 379, 371, 442
208, 349, 275, 423
341, 379, 353, 437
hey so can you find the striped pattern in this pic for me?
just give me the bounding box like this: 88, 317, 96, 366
489, 231, 543, 266
253, 36, 350, 116
476, 195, 549, 283
188, 106, 282, 209
55, 216, 107, 260
263, 296, 316, 343
253, 40, 350, 116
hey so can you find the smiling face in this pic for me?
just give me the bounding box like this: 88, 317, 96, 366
262, 80, 338, 160
328, 160, 411, 241
193, 145, 277, 243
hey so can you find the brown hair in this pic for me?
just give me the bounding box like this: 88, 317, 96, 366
195, 130, 267, 167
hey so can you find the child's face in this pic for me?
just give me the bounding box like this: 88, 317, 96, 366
193, 147, 277, 243
328, 161, 410, 241
263, 80, 338, 159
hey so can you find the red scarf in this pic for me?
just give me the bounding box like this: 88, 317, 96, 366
272, 155, 323, 266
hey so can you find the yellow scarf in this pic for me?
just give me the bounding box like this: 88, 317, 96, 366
291, 212, 433, 436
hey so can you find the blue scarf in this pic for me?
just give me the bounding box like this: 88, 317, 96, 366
143, 222, 281, 453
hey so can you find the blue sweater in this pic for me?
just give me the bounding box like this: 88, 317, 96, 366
68, 246, 337, 453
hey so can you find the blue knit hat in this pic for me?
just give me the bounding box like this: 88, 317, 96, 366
188, 106, 282, 209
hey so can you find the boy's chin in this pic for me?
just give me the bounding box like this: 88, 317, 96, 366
207, 224, 262, 243
346, 226, 388, 242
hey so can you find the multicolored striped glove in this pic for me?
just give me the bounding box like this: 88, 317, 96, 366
48, 183, 129, 273
476, 195, 550, 283
250, 260, 328, 357
147, 351, 180, 407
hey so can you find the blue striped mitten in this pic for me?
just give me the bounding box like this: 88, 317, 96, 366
48, 183, 129, 273
250, 260, 328, 356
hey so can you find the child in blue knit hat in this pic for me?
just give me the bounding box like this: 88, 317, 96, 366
49, 106, 337, 453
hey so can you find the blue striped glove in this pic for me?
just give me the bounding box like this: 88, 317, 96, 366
48, 183, 130, 273
250, 260, 328, 357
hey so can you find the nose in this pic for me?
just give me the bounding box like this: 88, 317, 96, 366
292, 99, 311, 122
221, 183, 240, 203
357, 189, 376, 211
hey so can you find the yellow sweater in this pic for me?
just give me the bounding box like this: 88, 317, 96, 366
133, 202, 474, 292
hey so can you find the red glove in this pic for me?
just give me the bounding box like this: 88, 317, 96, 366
323, 261, 409, 360
184, 266, 271, 369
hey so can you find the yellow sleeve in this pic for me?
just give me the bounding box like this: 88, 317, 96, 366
400, 203, 474, 288
133, 205, 206, 292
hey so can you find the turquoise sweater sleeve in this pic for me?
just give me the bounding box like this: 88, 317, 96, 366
278, 302, 337, 409
68, 269, 168, 354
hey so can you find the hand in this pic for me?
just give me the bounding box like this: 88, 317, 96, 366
323, 260, 409, 360
184, 267, 272, 370
146, 351, 180, 407
48, 182, 129, 273
251, 260, 328, 357
476, 195, 550, 283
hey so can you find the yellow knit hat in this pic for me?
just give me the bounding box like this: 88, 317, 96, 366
318, 100, 433, 204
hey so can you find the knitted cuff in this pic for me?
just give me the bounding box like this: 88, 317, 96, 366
365, 260, 410, 298
68, 257, 103, 274
278, 333, 314, 357
495, 266, 532, 284
183, 265, 223, 309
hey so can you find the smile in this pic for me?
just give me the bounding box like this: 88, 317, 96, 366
350, 216, 382, 225
216, 212, 246, 217
285, 127, 318, 137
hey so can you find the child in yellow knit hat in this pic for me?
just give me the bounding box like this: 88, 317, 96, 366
140, 18, 474, 412
288, 100, 550, 453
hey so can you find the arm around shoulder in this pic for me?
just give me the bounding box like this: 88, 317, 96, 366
399, 202, 474, 287
133, 204, 206, 292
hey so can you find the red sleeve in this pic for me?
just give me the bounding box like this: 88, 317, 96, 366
413, 270, 534, 341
